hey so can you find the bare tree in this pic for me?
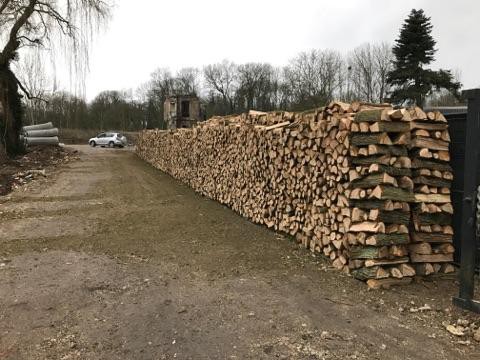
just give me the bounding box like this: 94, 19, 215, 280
175, 67, 200, 95
269, 67, 291, 110
236, 63, 275, 110
144, 68, 175, 128
203, 60, 238, 113
14, 50, 51, 125
149, 68, 175, 98
0, 0, 110, 157
373, 43, 394, 103
284, 49, 344, 109
348, 43, 393, 103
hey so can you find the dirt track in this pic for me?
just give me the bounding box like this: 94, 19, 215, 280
0, 145, 478, 359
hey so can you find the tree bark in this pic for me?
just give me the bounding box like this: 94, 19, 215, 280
0, 67, 24, 157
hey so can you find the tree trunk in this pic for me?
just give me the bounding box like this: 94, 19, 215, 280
0, 67, 24, 157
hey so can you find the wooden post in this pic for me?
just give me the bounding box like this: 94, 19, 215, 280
453, 88, 480, 313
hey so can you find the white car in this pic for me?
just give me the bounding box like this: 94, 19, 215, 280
89, 132, 127, 148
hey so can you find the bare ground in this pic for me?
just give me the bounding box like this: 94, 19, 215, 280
0, 145, 479, 360
0, 145, 75, 196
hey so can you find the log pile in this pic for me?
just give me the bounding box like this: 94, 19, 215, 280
347, 107, 416, 287
409, 108, 455, 276
136, 102, 455, 287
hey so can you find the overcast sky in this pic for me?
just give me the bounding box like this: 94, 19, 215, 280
81, 0, 479, 100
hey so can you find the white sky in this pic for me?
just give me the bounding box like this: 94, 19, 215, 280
81, 0, 479, 100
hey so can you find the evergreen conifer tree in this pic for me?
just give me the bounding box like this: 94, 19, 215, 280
388, 9, 461, 105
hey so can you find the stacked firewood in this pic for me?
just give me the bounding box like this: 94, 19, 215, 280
409, 108, 455, 276
291, 103, 353, 273
346, 107, 417, 287
136, 102, 455, 287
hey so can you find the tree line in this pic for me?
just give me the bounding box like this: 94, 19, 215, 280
27, 44, 456, 131
1, 7, 462, 156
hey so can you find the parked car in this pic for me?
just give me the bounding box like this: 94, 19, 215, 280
89, 132, 127, 148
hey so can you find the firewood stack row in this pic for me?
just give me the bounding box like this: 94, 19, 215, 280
409, 108, 456, 276
136, 102, 455, 287
346, 107, 417, 287
291, 103, 353, 273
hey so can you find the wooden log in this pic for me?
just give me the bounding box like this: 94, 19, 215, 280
392, 224, 409, 234
433, 263, 442, 273
410, 121, 447, 131
350, 133, 392, 146
390, 245, 408, 257
410, 253, 453, 263
349, 199, 410, 211
349, 222, 386, 233
390, 267, 404, 278
410, 136, 449, 151
350, 173, 397, 189
365, 233, 410, 246
369, 122, 410, 133
413, 129, 431, 137
409, 106, 427, 121
351, 102, 392, 112
414, 194, 451, 203
414, 263, 435, 276
389, 109, 410, 121
398, 263, 416, 277
351, 155, 393, 166
413, 212, 452, 226
369, 185, 415, 202
412, 158, 452, 172
364, 257, 409, 267
354, 109, 388, 122
392, 132, 411, 145
265, 121, 291, 131
367, 144, 408, 157
440, 203, 454, 214
412, 176, 451, 188
440, 263, 455, 274
368, 164, 412, 177
408, 243, 432, 255
349, 246, 390, 259
433, 243, 455, 254
367, 277, 412, 289
352, 266, 390, 280
433, 111, 448, 123
370, 209, 410, 225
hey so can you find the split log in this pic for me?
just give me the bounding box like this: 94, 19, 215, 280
410, 231, 453, 243
414, 263, 435, 276
369, 122, 410, 133
364, 257, 409, 267
410, 137, 449, 151
412, 158, 452, 172
410, 121, 447, 131
350, 173, 397, 189
365, 233, 410, 246
350, 246, 390, 259
350, 133, 392, 146
398, 263, 416, 277
367, 277, 412, 289
414, 194, 451, 203
349, 222, 386, 233
352, 266, 390, 280
410, 253, 453, 263
369, 185, 415, 202
354, 109, 389, 122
